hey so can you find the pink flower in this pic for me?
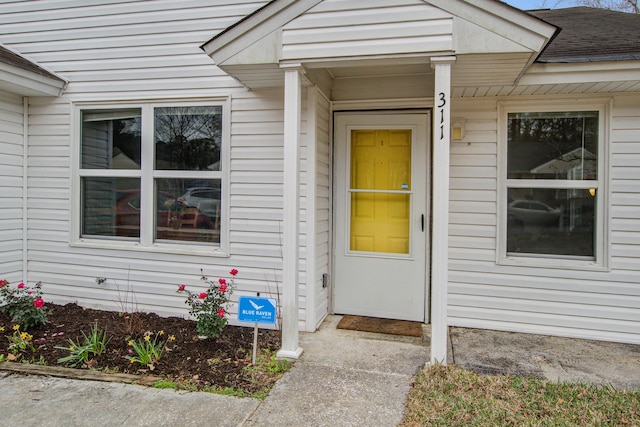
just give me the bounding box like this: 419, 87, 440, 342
217, 308, 225, 317
218, 278, 226, 285
219, 283, 227, 293
229, 269, 238, 276
199, 292, 207, 300
178, 284, 186, 292
0, 279, 8, 288
33, 298, 45, 309
17, 283, 25, 289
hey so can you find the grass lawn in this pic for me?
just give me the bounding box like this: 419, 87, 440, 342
401, 364, 640, 427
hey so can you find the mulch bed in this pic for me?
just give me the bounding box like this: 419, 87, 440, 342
0, 303, 282, 394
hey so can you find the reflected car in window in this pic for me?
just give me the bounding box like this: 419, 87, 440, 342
180, 187, 221, 223
507, 199, 561, 226
115, 189, 214, 237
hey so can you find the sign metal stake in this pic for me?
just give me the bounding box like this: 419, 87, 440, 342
252, 293, 259, 365
252, 322, 259, 365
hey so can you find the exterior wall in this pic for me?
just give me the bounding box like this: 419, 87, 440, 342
282, 0, 452, 61
0, 1, 326, 328
0, 91, 25, 283
313, 90, 331, 329
448, 93, 640, 344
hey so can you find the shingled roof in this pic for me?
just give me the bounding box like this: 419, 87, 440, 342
0, 45, 65, 82
529, 7, 640, 63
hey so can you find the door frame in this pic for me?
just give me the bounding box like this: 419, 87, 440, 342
331, 110, 432, 323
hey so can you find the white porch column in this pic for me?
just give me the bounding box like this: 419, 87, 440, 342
430, 56, 455, 365
278, 64, 304, 359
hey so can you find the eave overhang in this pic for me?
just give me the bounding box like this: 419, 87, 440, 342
0, 45, 66, 97
201, 0, 558, 90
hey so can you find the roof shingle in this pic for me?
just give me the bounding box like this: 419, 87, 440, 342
529, 7, 640, 63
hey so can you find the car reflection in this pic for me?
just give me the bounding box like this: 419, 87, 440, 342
115, 189, 215, 237
180, 187, 221, 223
507, 199, 561, 226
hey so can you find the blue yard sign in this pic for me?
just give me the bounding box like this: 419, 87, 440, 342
237, 296, 277, 324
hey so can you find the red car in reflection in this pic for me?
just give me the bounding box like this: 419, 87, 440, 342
115, 189, 215, 238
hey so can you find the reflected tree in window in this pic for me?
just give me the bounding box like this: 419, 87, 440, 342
155, 106, 222, 171
508, 112, 598, 180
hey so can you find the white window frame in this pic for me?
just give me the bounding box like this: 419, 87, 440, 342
497, 99, 610, 270
70, 98, 230, 256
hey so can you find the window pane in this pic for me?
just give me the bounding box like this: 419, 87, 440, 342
507, 188, 595, 257
155, 178, 220, 244
82, 177, 140, 238
350, 129, 412, 191
154, 106, 222, 171
350, 193, 410, 254
508, 112, 598, 180
81, 109, 141, 169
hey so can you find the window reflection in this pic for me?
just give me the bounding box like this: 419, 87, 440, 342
81, 177, 140, 238
507, 188, 595, 257
155, 178, 221, 244
508, 112, 598, 180
154, 106, 222, 171
81, 109, 141, 169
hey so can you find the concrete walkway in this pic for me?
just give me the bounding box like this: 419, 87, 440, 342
1, 316, 638, 427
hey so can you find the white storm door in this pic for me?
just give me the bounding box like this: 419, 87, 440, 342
333, 113, 429, 322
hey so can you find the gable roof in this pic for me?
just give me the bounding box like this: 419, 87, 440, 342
529, 7, 640, 63
0, 45, 66, 96
203, 0, 556, 61
202, 0, 557, 89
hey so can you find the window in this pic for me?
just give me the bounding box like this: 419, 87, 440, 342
77, 103, 226, 249
501, 107, 606, 263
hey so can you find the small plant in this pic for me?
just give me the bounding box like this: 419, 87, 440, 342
126, 330, 172, 369
209, 385, 270, 400
242, 349, 292, 395
244, 349, 292, 377
114, 268, 144, 336
55, 323, 109, 368
35, 355, 46, 365
7, 325, 35, 357
0, 280, 49, 329
152, 379, 178, 390
177, 268, 238, 339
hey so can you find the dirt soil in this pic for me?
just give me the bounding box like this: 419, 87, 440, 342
0, 303, 282, 394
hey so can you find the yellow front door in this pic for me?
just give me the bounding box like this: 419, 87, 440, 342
350, 129, 412, 254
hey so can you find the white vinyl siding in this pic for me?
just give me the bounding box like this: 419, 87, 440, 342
0, 92, 25, 283
448, 94, 640, 344
282, 0, 453, 61
0, 1, 323, 327
313, 90, 331, 329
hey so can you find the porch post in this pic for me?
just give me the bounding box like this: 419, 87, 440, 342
430, 56, 455, 365
278, 64, 304, 359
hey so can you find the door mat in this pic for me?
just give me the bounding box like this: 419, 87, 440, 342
336, 315, 423, 337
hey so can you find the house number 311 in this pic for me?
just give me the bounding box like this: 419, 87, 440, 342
438, 92, 446, 141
